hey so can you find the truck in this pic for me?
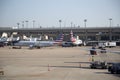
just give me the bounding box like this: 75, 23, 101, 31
98, 41, 116, 48
108, 63, 120, 74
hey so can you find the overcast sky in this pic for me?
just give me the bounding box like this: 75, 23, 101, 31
0, 0, 120, 28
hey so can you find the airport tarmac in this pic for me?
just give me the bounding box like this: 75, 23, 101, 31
0, 46, 120, 80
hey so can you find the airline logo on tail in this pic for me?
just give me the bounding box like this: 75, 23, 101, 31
70, 30, 83, 46
70, 30, 76, 42
55, 34, 64, 42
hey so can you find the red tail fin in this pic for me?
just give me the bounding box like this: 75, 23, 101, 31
70, 30, 76, 42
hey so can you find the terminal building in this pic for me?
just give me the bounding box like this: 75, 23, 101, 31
0, 27, 120, 42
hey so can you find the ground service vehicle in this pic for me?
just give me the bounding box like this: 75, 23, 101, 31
90, 61, 107, 69
100, 48, 106, 53
108, 63, 120, 74
98, 42, 116, 48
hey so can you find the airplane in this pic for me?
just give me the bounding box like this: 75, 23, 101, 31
62, 30, 83, 47
34, 34, 64, 48
70, 30, 83, 46
11, 33, 64, 49
0, 37, 14, 47
0, 37, 18, 47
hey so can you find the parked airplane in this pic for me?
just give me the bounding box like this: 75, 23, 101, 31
62, 30, 83, 47
34, 34, 64, 48
0, 37, 17, 47
12, 33, 64, 49
70, 30, 82, 46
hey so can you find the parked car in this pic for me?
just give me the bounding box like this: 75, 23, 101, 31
62, 42, 73, 47
100, 48, 106, 53
108, 63, 120, 74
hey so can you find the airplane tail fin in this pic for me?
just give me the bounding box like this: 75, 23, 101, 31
55, 33, 64, 42
70, 30, 76, 42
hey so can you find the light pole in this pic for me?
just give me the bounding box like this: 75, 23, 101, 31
84, 19, 87, 41
71, 22, 73, 29
25, 20, 28, 28
84, 19, 87, 28
96, 32, 102, 42
109, 18, 112, 41
59, 20, 62, 33
17, 23, 20, 29
33, 20, 35, 28
22, 21, 24, 28
59, 20, 62, 29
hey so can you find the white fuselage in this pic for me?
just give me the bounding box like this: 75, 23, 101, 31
13, 40, 54, 47
72, 39, 82, 46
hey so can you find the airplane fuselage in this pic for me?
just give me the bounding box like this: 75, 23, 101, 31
72, 39, 82, 46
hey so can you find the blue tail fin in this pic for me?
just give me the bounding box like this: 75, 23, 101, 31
55, 34, 64, 42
